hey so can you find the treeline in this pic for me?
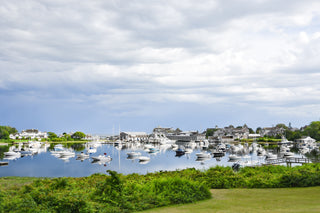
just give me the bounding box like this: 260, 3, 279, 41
47, 131, 87, 142
0, 125, 17, 140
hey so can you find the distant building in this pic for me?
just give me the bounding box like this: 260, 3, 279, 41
208, 124, 250, 140
152, 127, 174, 136
295, 136, 316, 144
259, 127, 284, 137
295, 136, 316, 149
167, 131, 205, 142
248, 134, 261, 139
84, 134, 100, 141
9, 129, 48, 140
120, 132, 148, 141
221, 135, 234, 143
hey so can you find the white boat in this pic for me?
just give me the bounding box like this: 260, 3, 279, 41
77, 152, 89, 159
283, 152, 295, 158
171, 144, 178, 150
50, 144, 66, 156
59, 151, 75, 158
196, 152, 211, 158
4, 151, 21, 157
91, 153, 112, 162
139, 160, 150, 164
266, 152, 277, 159
283, 151, 294, 157
138, 156, 150, 162
185, 148, 193, 154
127, 152, 141, 157
229, 154, 241, 161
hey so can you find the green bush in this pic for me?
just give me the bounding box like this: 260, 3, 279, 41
2, 164, 320, 212
151, 177, 211, 204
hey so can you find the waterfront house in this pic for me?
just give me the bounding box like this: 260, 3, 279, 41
9, 129, 48, 140
166, 131, 204, 142
209, 125, 250, 140
259, 127, 285, 137
295, 136, 317, 149
120, 132, 148, 142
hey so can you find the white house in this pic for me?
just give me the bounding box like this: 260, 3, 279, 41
9, 129, 48, 140
295, 136, 316, 149
295, 136, 316, 144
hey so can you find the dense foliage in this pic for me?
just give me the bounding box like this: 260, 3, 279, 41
2, 164, 320, 212
138, 163, 320, 189
71, 131, 86, 140
302, 121, 320, 141
45, 132, 87, 142
0, 170, 211, 213
277, 121, 320, 141
0, 125, 17, 140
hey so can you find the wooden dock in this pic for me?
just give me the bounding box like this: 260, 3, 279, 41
264, 157, 310, 167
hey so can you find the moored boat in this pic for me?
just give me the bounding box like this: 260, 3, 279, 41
91, 153, 112, 162
77, 152, 89, 159
229, 154, 241, 161
138, 156, 150, 162
4, 151, 21, 157
196, 152, 211, 158
127, 152, 141, 157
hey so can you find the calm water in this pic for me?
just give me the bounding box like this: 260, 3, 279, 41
0, 142, 309, 177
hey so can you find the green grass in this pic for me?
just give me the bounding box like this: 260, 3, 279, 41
0, 177, 39, 190
142, 187, 320, 213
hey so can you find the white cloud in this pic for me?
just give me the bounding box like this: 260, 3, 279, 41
1, 0, 320, 131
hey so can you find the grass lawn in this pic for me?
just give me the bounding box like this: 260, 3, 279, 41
142, 187, 320, 213
0, 177, 39, 191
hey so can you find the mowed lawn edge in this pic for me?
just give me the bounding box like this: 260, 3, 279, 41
141, 187, 320, 213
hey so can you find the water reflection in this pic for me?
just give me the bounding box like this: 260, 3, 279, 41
0, 140, 319, 177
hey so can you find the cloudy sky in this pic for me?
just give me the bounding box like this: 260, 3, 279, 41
1, 0, 320, 134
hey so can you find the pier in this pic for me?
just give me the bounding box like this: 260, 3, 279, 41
264, 157, 311, 167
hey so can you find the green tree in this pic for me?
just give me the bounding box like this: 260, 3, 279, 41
303, 121, 320, 141
71, 131, 86, 140
249, 128, 254, 134
0, 125, 17, 139
0, 130, 9, 139
175, 128, 182, 133
206, 129, 213, 138
284, 129, 302, 141
47, 132, 58, 140
62, 133, 72, 141
256, 127, 262, 134
276, 123, 288, 130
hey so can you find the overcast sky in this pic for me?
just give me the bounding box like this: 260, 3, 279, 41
1, 0, 320, 134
